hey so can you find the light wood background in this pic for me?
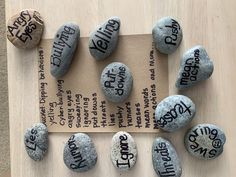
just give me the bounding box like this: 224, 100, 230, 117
5, 0, 236, 177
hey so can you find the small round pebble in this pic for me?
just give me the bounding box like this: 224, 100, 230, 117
7, 9, 44, 49
100, 62, 133, 103
24, 123, 48, 161
63, 133, 97, 172
155, 95, 196, 132
184, 124, 226, 160
111, 131, 137, 171
152, 16, 182, 54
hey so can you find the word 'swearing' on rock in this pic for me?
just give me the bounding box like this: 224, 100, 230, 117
164, 19, 181, 46
25, 128, 38, 151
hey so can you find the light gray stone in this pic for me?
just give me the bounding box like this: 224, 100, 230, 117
152, 137, 182, 177
50, 22, 80, 78
155, 95, 196, 132
176, 45, 214, 89
24, 123, 48, 161
110, 131, 137, 171
152, 17, 182, 54
184, 124, 226, 160
100, 62, 133, 103
63, 133, 97, 172
89, 16, 120, 60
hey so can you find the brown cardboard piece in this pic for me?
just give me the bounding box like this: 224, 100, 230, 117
38, 34, 168, 132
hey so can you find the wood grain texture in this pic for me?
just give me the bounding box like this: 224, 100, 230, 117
5, 0, 236, 177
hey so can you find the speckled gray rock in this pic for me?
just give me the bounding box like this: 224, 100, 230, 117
152, 137, 182, 177
111, 131, 137, 171
89, 16, 120, 60
176, 45, 214, 89
50, 23, 80, 78
63, 133, 97, 172
152, 17, 182, 54
155, 95, 196, 132
100, 62, 133, 103
24, 123, 48, 161
184, 124, 226, 160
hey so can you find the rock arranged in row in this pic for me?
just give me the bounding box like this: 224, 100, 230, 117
185, 124, 226, 160
89, 16, 120, 60
50, 23, 80, 78
152, 137, 182, 177
24, 123, 48, 161
110, 131, 137, 171
100, 62, 133, 103
7, 9, 44, 49
155, 95, 196, 132
176, 45, 214, 89
63, 133, 97, 172
152, 16, 182, 54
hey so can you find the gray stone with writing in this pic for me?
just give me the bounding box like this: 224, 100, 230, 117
24, 123, 48, 161
89, 16, 120, 60
111, 131, 137, 171
63, 133, 97, 172
100, 62, 133, 103
176, 45, 214, 89
50, 22, 80, 78
152, 137, 182, 177
155, 95, 196, 132
152, 16, 182, 54
184, 124, 226, 160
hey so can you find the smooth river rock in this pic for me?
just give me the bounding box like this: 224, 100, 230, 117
176, 45, 214, 89
155, 95, 196, 132
184, 124, 226, 160
24, 123, 48, 161
50, 23, 80, 78
63, 133, 97, 172
111, 131, 137, 171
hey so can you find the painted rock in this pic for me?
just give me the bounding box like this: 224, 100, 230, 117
100, 62, 133, 103
89, 16, 120, 60
7, 9, 44, 49
155, 95, 196, 132
184, 124, 226, 160
63, 133, 97, 172
176, 45, 214, 89
152, 137, 182, 177
111, 131, 137, 171
24, 123, 48, 161
50, 23, 80, 78
152, 17, 182, 54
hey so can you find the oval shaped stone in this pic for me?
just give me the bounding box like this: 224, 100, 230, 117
50, 23, 80, 78
111, 131, 137, 171
89, 16, 120, 60
176, 45, 214, 89
152, 16, 182, 54
100, 62, 133, 103
7, 9, 44, 49
152, 137, 182, 177
63, 133, 97, 172
24, 123, 48, 161
155, 95, 196, 132
184, 124, 226, 160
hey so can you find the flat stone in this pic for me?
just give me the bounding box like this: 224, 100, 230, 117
152, 137, 182, 177
155, 95, 196, 132
89, 16, 120, 60
111, 131, 137, 171
7, 9, 44, 49
63, 133, 97, 172
50, 23, 80, 78
176, 45, 214, 89
100, 62, 133, 103
24, 123, 48, 161
184, 124, 226, 160
152, 17, 182, 54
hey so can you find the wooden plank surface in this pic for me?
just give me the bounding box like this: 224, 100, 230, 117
5, 0, 236, 177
